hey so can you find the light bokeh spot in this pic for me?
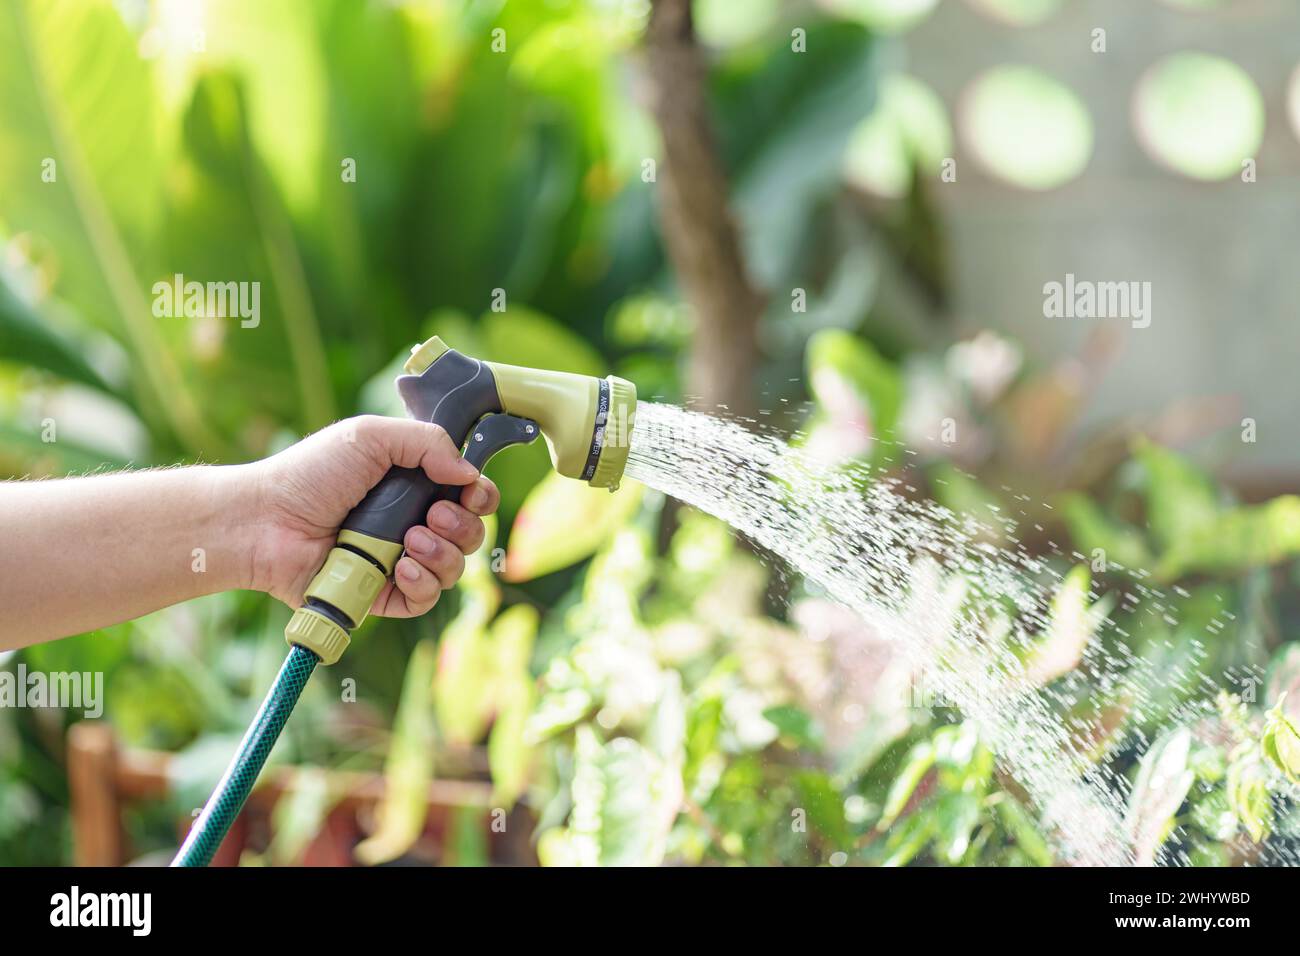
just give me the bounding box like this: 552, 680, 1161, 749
694, 0, 781, 47
1133, 52, 1264, 181
1287, 66, 1300, 144
819, 0, 941, 34
961, 65, 1093, 189
965, 0, 1065, 26
1157, 0, 1230, 10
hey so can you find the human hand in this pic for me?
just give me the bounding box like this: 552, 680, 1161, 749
247, 416, 500, 617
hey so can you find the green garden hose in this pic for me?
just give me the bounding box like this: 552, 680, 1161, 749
171, 646, 319, 867
170, 336, 637, 866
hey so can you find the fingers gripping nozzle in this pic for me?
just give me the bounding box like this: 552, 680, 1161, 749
285, 336, 637, 665
285, 412, 539, 665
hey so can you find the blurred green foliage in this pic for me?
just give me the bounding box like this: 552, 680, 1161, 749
1, 0, 1298, 867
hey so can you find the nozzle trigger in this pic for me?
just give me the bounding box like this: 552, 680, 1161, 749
463, 413, 540, 472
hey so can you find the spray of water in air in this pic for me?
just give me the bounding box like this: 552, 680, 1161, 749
624, 401, 1293, 867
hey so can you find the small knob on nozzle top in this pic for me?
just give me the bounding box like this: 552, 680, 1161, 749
404, 336, 451, 375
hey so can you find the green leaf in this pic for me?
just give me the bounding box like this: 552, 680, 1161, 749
444, 805, 491, 867
805, 328, 902, 460
505, 471, 642, 581
1158, 495, 1300, 580
355, 638, 439, 865
431, 513, 503, 743
877, 740, 934, 831
1188, 841, 1232, 867
433, 603, 497, 747
487, 604, 540, 808
644, 671, 687, 770
0, 279, 120, 397
934, 792, 981, 864
1024, 565, 1112, 686
1226, 755, 1273, 843
1058, 492, 1154, 572
558, 726, 680, 866
266, 767, 333, 866
0, 419, 129, 474
525, 687, 595, 744
793, 770, 851, 849
844, 73, 952, 199
203, 0, 329, 217
881, 812, 933, 867
993, 795, 1054, 866
1260, 694, 1300, 786
1133, 440, 1220, 554
0, 0, 217, 451
931, 723, 980, 772
695, 0, 781, 47
1189, 790, 1237, 842
488, 686, 534, 810
763, 705, 824, 750
313, 0, 423, 318
0, 1, 160, 254
176, 72, 335, 433
929, 463, 1006, 540
1125, 726, 1194, 865
716, 21, 877, 286
685, 695, 724, 785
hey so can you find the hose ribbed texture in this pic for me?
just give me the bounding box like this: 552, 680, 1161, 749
171, 645, 319, 867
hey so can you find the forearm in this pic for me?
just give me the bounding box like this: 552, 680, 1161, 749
0, 465, 261, 650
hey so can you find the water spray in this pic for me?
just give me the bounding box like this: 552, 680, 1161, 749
172, 336, 637, 866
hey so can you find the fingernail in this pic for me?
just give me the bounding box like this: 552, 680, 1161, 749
458, 458, 479, 477
431, 508, 458, 534
408, 529, 437, 556
464, 486, 486, 511
399, 560, 420, 581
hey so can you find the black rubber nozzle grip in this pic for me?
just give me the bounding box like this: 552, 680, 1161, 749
341, 350, 502, 545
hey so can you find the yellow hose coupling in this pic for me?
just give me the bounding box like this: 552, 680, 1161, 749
284, 546, 389, 664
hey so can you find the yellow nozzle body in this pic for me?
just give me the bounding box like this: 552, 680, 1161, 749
485, 360, 636, 490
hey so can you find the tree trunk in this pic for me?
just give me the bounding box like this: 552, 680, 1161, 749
643, 0, 764, 419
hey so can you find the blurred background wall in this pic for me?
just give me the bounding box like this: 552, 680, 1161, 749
900, 0, 1300, 475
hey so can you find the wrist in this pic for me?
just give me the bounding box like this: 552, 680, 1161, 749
205, 462, 267, 594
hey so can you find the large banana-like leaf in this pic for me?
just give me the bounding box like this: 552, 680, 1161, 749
169, 72, 335, 435
0, 0, 216, 452
0, 276, 119, 398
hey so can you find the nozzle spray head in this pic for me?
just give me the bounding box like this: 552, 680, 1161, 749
402, 336, 637, 491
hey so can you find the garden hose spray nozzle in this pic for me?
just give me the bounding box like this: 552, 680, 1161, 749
284, 336, 637, 665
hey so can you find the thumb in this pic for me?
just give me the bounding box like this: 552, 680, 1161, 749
359, 416, 479, 486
